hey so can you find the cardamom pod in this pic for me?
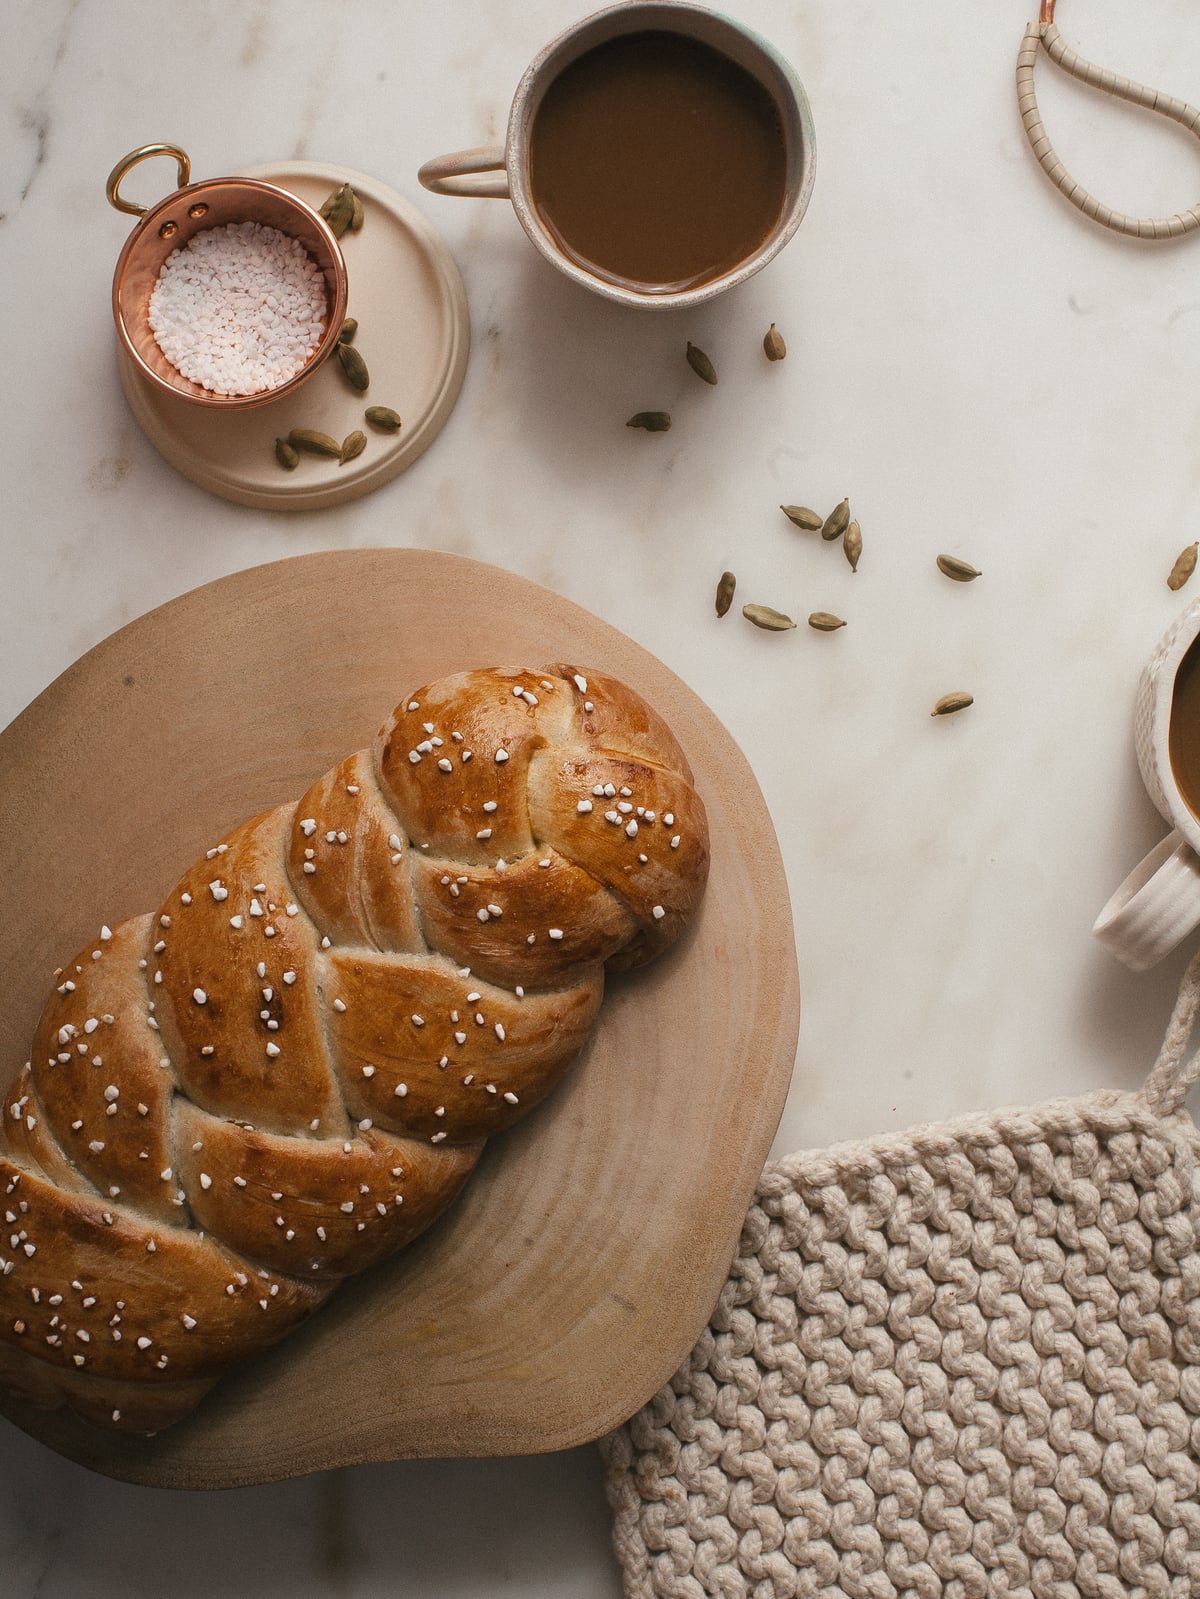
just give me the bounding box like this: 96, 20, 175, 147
743, 603, 796, 632
686, 342, 718, 385
932, 692, 974, 717
319, 183, 356, 238
626, 411, 671, 432
936, 553, 981, 582
287, 428, 342, 458
338, 318, 358, 345
274, 437, 299, 471
821, 498, 850, 541
715, 571, 736, 617
1168, 542, 1198, 591
844, 520, 862, 572
808, 612, 846, 631
781, 505, 824, 531
364, 406, 403, 433
337, 342, 370, 392
349, 189, 365, 231
763, 324, 786, 361
340, 430, 367, 465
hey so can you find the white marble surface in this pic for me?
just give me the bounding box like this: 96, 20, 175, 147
5, 0, 1200, 1591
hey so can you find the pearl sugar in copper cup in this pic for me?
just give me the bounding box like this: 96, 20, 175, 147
107, 144, 348, 409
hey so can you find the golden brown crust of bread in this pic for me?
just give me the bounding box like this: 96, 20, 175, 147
0, 664, 709, 1432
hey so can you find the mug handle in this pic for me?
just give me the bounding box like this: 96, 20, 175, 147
418, 146, 510, 199
1093, 830, 1200, 970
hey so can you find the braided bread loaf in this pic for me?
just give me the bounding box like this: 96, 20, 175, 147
0, 664, 709, 1434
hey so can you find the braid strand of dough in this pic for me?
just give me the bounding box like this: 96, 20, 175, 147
0, 664, 709, 1433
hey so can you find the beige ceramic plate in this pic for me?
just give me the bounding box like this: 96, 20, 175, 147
0, 550, 799, 1487
117, 163, 470, 509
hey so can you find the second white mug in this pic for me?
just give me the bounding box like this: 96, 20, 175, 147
1094, 598, 1200, 969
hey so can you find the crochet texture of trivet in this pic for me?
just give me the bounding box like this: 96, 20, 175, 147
601, 952, 1200, 1599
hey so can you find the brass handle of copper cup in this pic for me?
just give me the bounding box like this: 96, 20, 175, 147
106, 143, 192, 217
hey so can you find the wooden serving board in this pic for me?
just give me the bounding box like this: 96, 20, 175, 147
0, 550, 799, 1488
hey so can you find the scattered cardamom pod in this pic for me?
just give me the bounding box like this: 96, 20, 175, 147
763, 324, 786, 361
743, 603, 796, 632
821, 498, 850, 541
686, 342, 718, 385
274, 437, 299, 471
844, 520, 862, 572
338, 318, 358, 345
1168, 542, 1198, 591
808, 612, 846, 631
319, 183, 357, 238
340, 430, 367, 465
287, 428, 342, 458
936, 553, 981, 583
349, 189, 365, 231
626, 411, 671, 431
781, 505, 824, 532
715, 571, 736, 617
337, 342, 370, 392
932, 692, 974, 717
365, 405, 403, 433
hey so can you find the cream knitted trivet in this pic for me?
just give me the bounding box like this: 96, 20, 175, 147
601, 957, 1200, 1598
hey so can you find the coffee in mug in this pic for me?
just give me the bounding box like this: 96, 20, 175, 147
527, 30, 788, 295
1169, 632, 1200, 822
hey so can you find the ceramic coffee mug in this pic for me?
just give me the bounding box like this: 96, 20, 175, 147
1094, 599, 1200, 969
417, 1, 815, 310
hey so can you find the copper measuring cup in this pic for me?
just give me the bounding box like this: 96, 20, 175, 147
106, 143, 349, 409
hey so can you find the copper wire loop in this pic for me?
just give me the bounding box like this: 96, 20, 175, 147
1017, 11, 1200, 238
